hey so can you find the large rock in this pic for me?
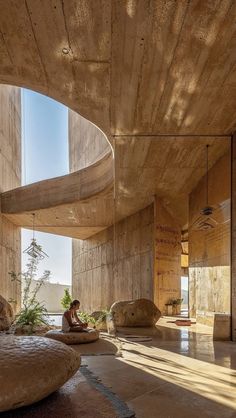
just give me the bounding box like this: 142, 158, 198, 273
91, 311, 107, 331
45, 328, 99, 344
111, 298, 161, 327
0, 295, 14, 331
0, 335, 81, 412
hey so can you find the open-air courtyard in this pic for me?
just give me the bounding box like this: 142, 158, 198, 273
1, 1, 236, 417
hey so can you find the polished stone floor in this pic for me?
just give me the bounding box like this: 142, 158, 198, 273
84, 318, 236, 418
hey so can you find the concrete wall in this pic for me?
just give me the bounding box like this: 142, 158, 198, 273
154, 198, 181, 314
69, 109, 110, 172
189, 151, 231, 322
72, 204, 154, 313
0, 85, 21, 312
27, 280, 71, 313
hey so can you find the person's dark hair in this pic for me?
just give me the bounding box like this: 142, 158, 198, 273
70, 299, 80, 309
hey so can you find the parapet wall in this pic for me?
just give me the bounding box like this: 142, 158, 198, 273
69, 109, 110, 172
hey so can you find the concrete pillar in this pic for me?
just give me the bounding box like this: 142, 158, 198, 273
231, 135, 236, 340
154, 197, 181, 314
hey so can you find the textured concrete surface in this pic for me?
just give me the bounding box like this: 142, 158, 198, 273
0, 85, 21, 312
72, 205, 154, 313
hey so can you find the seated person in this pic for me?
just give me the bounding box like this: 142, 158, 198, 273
62, 299, 88, 332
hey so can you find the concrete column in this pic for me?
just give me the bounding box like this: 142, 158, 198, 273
154, 197, 181, 314
231, 135, 236, 340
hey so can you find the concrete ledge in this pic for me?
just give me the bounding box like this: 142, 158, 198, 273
45, 329, 99, 345
197, 311, 231, 340
213, 314, 231, 341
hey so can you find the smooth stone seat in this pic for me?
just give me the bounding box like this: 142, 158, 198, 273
0, 295, 14, 331
45, 328, 99, 345
0, 335, 81, 412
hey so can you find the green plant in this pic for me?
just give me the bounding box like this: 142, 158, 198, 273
9, 240, 51, 333
78, 311, 96, 326
61, 288, 72, 310
176, 298, 183, 305
95, 308, 110, 325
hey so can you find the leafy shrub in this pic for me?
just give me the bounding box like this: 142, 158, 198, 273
61, 288, 72, 310
9, 240, 51, 333
79, 311, 96, 326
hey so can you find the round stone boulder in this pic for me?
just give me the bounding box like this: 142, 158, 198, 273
45, 328, 99, 345
111, 298, 161, 327
0, 335, 81, 412
0, 295, 14, 331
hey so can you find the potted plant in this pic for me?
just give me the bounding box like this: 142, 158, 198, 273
176, 298, 183, 315
165, 301, 173, 316
172, 299, 178, 315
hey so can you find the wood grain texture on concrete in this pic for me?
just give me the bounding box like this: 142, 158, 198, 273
189, 151, 231, 320
0, 85, 21, 312
73, 205, 154, 313
1, 2, 236, 137
154, 198, 181, 314
1, 152, 114, 239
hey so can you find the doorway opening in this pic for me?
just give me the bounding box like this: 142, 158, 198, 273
181, 276, 189, 317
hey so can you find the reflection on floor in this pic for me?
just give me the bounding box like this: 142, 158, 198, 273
3, 317, 236, 418
84, 317, 236, 418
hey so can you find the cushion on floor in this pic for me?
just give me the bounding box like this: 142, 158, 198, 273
0, 335, 80, 412
45, 328, 99, 344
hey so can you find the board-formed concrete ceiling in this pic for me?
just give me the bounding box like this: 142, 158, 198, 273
115, 136, 230, 226
0, 1, 234, 237
1, 1, 236, 137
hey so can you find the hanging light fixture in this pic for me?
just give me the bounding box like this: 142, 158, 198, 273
190, 145, 218, 231
23, 213, 48, 260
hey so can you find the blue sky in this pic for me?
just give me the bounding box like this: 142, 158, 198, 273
21, 89, 72, 286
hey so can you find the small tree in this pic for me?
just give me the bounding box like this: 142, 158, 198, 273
9, 240, 51, 333
61, 288, 72, 310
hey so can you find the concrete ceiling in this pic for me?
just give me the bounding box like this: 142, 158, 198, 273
0, 1, 234, 236
0, 1, 236, 137
115, 136, 230, 226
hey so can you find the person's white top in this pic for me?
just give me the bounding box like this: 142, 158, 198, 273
62, 311, 78, 332
62, 314, 70, 332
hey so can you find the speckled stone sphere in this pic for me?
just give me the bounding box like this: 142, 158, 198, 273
45, 328, 99, 344
0, 335, 81, 412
